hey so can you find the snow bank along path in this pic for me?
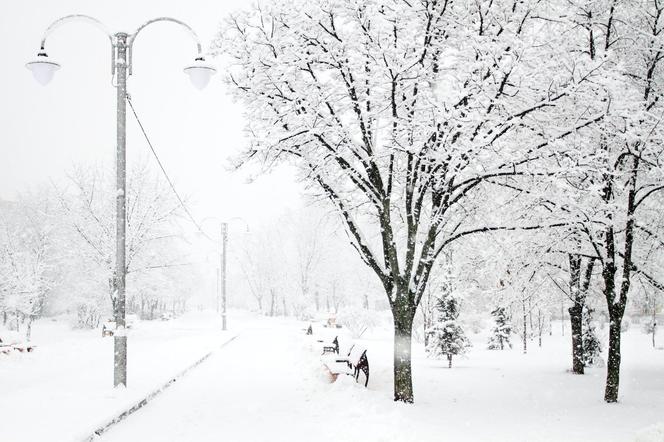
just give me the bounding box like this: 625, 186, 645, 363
84, 335, 239, 441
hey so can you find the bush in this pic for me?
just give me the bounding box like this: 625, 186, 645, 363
620, 320, 630, 333
643, 320, 657, 334
74, 303, 103, 329
337, 307, 379, 338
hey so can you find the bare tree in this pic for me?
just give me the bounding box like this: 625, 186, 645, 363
53, 163, 185, 323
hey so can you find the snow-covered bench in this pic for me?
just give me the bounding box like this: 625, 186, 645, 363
322, 343, 369, 387
318, 336, 339, 355
0, 335, 36, 355
102, 320, 116, 337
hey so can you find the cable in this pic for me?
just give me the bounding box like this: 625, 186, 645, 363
126, 94, 214, 243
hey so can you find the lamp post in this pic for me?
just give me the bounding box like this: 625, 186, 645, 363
201, 217, 248, 331
26, 15, 216, 388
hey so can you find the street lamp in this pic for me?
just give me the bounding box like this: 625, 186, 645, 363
200, 217, 249, 331
27, 15, 216, 388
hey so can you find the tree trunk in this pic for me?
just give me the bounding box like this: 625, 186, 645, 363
653, 296, 657, 349
447, 354, 452, 368
522, 300, 527, 354
393, 307, 415, 403
569, 305, 584, 374
528, 298, 534, 341
269, 290, 275, 317
26, 316, 33, 341
568, 253, 594, 375
604, 315, 622, 402
569, 253, 583, 374
561, 298, 565, 336
537, 309, 543, 347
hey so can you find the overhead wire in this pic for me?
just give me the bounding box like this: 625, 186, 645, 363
125, 93, 215, 243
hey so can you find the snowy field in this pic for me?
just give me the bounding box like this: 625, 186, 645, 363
1, 312, 663, 442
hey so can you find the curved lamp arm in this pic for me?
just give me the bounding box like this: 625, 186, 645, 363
128, 17, 204, 75
39, 15, 115, 75
40, 14, 113, 50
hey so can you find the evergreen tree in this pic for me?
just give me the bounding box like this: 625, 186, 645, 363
488, 306, 512, 350
426, 293, 471, 368
582, 307, 603, 367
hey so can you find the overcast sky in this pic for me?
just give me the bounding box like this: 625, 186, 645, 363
0, 0, 304, 233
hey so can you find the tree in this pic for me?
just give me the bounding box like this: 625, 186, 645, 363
52, 163, 187, 326
488, 306, 512, 350
582, 306, 603, 367
426, 293, 470, 368
568, 254, 596, 374
238, 227, 287, 314
0, 193, 57, 339
217, 0, 584, 403
546, 0, 664, 402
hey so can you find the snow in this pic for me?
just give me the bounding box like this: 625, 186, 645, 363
2, 313, 663, 442
96, 317, 663, 442
635, 423, 664, 442
0, 311, 236, 442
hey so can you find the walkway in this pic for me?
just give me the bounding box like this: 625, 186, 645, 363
98, 320, 361, 442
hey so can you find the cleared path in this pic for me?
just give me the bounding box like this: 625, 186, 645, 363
98, 320, 351, 442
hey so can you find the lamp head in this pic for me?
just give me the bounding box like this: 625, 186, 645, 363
184, 57, 216, 90
25, 52, 61, 86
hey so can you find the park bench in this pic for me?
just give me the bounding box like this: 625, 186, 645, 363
318, 336, 339, 355
322, 343, 369, 387
102, 315, 137, 337
102, 320, 116, 337
0, 336, 36, 355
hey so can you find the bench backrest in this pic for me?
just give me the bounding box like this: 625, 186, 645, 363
347, 344, 367, 366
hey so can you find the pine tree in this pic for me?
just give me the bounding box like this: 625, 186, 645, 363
426, 293, 471, 368
488, 306, 512, 350
582, 307, 603, 367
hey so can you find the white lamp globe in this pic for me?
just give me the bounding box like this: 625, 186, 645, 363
26, 52, 61, 86
184, 58, 216, 90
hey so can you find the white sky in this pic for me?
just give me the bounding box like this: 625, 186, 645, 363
0, 0, 305, 233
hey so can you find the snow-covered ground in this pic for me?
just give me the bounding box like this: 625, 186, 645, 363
2, 312, 663, 442
0, 311, 236, 442
96, 316, 663, 442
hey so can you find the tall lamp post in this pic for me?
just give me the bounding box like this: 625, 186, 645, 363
26, 15, 216, 388
221, 218, 250, 331
201, 217, 248, 331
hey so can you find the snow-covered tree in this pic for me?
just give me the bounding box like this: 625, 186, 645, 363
539, 0, 664, 402
426, 293, 470, 368
488, 306, 512, 350
0, 193, 57, 339
582, 306, 603, 367
216, 0, 587, 403
52, 163, 188, 326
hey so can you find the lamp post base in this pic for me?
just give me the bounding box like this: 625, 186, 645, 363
114, 335, 127, 387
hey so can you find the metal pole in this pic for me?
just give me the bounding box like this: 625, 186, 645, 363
216, 267, 221, 313
221, 222, 228, 331
114, 32, 128, 388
